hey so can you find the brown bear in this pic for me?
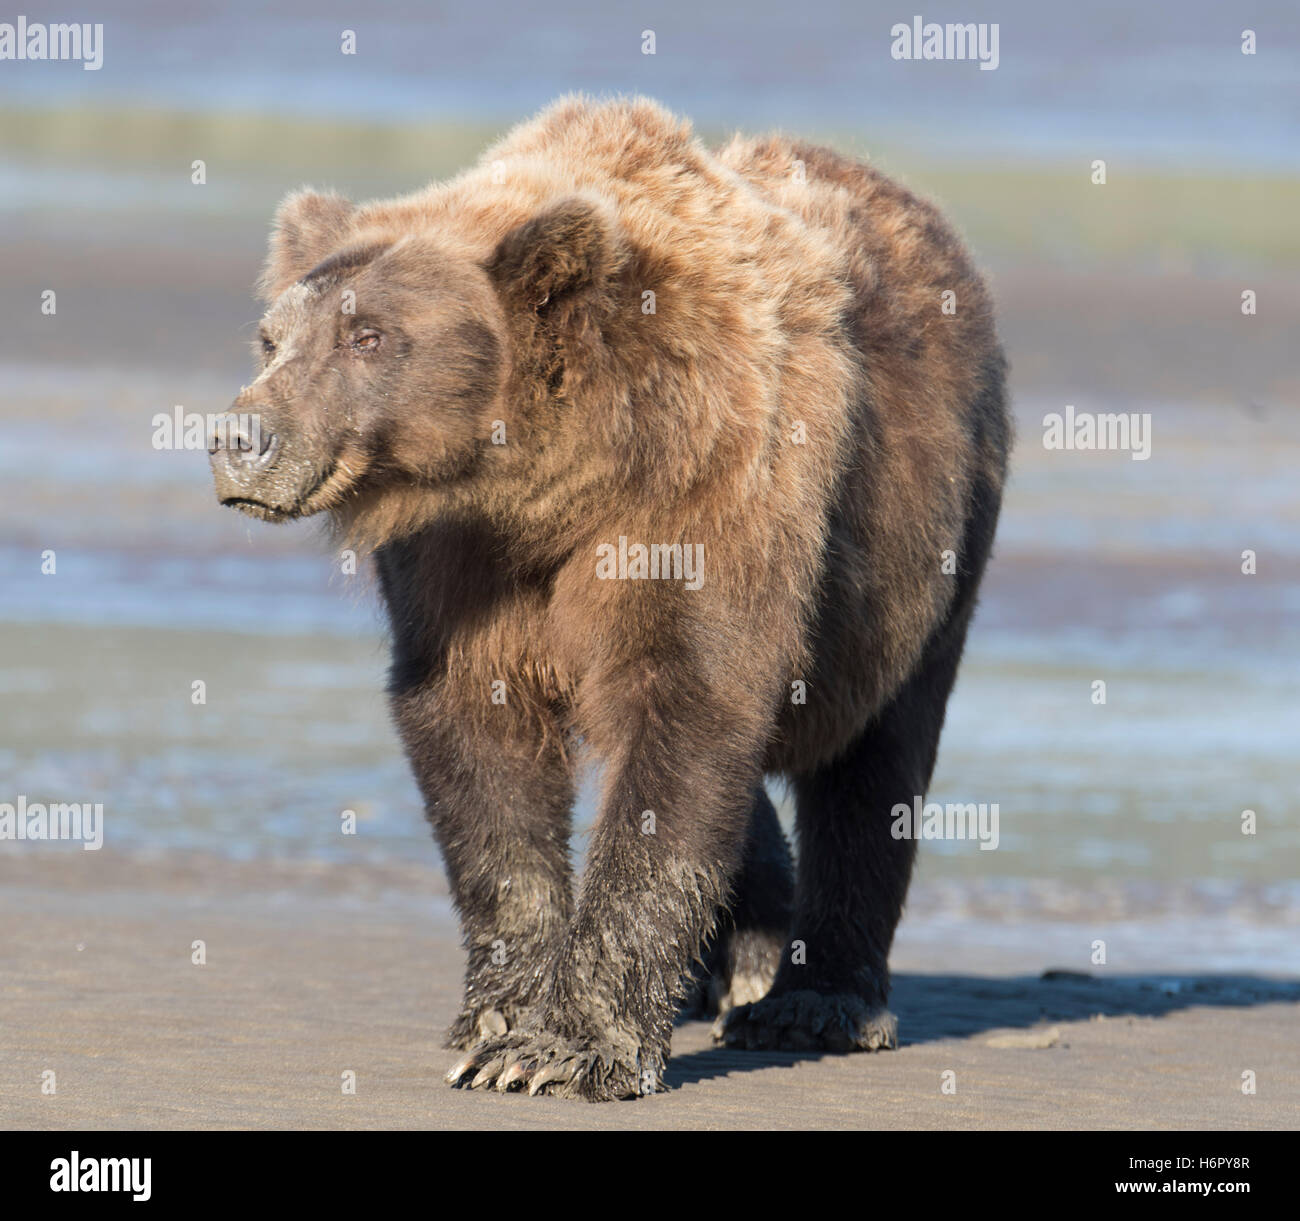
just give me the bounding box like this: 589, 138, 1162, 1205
210, 96, 1010, 1101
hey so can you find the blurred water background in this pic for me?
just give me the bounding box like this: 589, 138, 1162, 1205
1, 1, 1297, 968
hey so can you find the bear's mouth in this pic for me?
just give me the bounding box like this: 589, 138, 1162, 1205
219, 455, 360, 523
219, 496, 298, 522
220, 462, 331, 521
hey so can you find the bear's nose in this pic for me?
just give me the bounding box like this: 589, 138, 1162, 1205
208, 412, 280, 474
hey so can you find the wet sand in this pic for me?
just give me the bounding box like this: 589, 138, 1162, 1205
2, 851, 1296, 1130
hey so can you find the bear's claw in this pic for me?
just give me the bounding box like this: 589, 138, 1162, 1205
445, 1029, 641, 1100
712, 989, 899, 1053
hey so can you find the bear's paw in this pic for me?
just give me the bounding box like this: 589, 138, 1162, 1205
711, 989, 898, 1053
445, 1027, 654, 1101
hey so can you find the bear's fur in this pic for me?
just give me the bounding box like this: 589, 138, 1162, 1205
211, 96, 1010, 1100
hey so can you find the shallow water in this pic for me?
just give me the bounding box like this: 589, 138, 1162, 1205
2, 372, 1295, 968
2, 7, 1297, 968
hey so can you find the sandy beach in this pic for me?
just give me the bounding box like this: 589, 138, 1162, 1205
2, 849, 1295, 1131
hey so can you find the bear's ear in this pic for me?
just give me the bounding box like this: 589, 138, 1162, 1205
487, 197, 620, 309
257, 189, 356, 302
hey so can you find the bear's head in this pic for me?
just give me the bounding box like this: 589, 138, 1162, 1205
209, 187, 619, 532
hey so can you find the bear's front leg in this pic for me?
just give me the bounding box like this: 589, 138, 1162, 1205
447, 667, 768, 1099
391, 672, 576, 1051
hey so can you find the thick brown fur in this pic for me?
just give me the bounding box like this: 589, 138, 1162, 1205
212, 96, 1010, 1100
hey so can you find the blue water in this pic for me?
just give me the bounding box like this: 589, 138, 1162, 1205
1, 0, 1296, 169
0, 3, 1296, 968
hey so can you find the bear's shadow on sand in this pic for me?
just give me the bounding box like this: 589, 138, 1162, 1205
666, 972, 1300, 1088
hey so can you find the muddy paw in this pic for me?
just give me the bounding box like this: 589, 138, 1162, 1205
712, 989, 898, 1053
444, 1005, 513, 1050
678, 928, 784, 1022
445, 1028, 650, 1100
704, 966, 775, 1022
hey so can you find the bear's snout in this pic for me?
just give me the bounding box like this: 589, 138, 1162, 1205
208, 406, 302, 519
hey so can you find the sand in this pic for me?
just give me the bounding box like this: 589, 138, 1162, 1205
2, 850, 1295, 1131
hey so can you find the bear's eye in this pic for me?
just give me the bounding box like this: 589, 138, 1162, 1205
260, 335, 276, 358
351, 329, 382, 353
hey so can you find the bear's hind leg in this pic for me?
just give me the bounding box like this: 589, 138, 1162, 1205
680, 786, 794, 1021
714, 610, 972, 1052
